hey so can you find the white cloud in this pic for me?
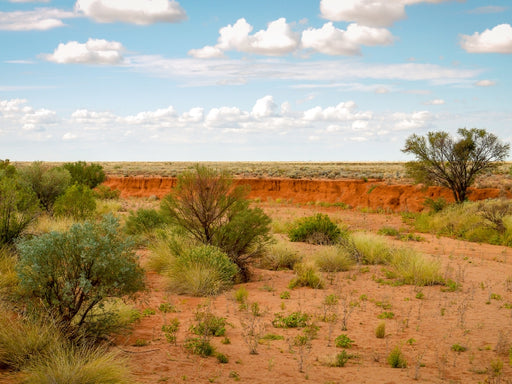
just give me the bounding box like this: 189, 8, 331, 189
460, 24, 512, 54
252, 96, 277, 118
425, 99, 445, 105
320, 0, 455, 27
0, 98, 58, 132
475, 79, 496, 87
303, 101, 372, 121
392, 110, 432, 130
43, 39, 125, 64
0, 8, 75, 31
302, 22, 393, 55
75, 0, 187, 25
189, 18, 300, 58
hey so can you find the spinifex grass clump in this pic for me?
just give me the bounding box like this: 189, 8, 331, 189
288, 214, 344, 245
260, 241, 302, 270
390, 248, 443, 286
314, 246, 354, 272
344, 232, 393, 265
289, 263, 324, 289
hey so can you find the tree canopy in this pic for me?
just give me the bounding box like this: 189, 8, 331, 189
402, 128, 510, 203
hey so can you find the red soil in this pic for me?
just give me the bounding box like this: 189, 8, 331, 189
103, 176, 510, 212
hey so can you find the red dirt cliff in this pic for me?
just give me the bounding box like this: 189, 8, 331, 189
103, 176, 510, 212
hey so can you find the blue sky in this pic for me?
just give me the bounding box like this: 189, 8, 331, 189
1, 0, 511, 161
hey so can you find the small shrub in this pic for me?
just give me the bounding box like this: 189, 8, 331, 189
288, 214, 343, 245
280, 290, 291, 299
162, 318, 180, 344
314, 246, 354, 272
190, 311, 227, 337
124, 208, 168, 237
331, 350, 354, 367
216, 352, 229, 364
390, 248, 444, 286
63, 161, 106, 189
345, 232, 393, 265
375, 322, 386, 338
94, 185, 121, 200
423, 197, 447, 213
388, 346, 407, 368
334, 334, 354, 349
184, 337, 215, 357
378, 226, 400, 237
260, 334, 284, 341
377, 311, 395, 319
451, 344, 467, 353
54, 184, 96, 220
260, 242, 302, 270
234, 286, 249, 307
289, 263, 324, 289
272, 312, 309, 328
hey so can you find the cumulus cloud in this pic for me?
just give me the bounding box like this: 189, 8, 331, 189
424, 99, 445, 105
252, 96, 277, 118
189, 18, 300, 58
302, 22, 393, 55
392, 110, 432, 130
0, 8, 75, 31
475, 79, 496, 87
43, 38, 125, 64
303, 101, 372, 121
0, 98, 58, 131
320, 0, 455, 27
460, 24, 512, 53
75, 0, 187, 24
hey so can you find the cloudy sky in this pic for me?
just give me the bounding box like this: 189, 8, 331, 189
1, 0, 511, 161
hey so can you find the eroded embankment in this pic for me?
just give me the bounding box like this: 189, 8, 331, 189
103, 176, 510, 212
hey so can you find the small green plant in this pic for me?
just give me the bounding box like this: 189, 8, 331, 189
406, 338, 416, 345
142, 308, 156, 317
415, 291, 425, 299
288, 214, 343, 245
228, 371, 240, 381
423, 197, 447, 213
451, 343, 467, 353
272, 312, 309, 328
442, 279, 461, 292
234, 286, 249, 309
260, 334, 284, 341
375, 322, 386, 339
221, 337, 231, 345
331, 350, 354, 367
133, 339, 149, 347
184, 337, 214, 357
159, 302, 178, 313
93, 185, 121, 200
289, 263, 324, 289
377, 311, 395, 319
388, 346, 407, 368
190, 312, 227, 337
334, 334, 354, 349
162, 318, 180, 344
279, 290, 290, 299
216, 352, 229, 364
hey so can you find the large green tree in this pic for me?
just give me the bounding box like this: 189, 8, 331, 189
402, 128, 510, 203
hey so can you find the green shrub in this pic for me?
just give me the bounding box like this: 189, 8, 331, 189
314, 246, 354, 272
160, 165, 272, 281
451, 343, 467, 352
378, 311, 395, 319
93, 185, 121, 200
375, 322, 386, 338
190, 312, 227, 337
165, 244, 238, 296
16, 215, 144, 339
19, 162, 71, 212
334, 334, 354, 348
260, 241, 302, 270
216, 352, 229, 364
162, 318, 180, 344
124, 208, 168, 237
288, 214, 343, 245
289, 263, 324, 289
63, 161, 106, 189
387, 346, 407, 368
272, 311, 309, 328
423, 197, 448, 212
24, 343, 131, 384
184, 337, 215, 357
54, 184, 96, 220
0, 168, 40, 246
331, 350, 354, 367
377, 226, 401, 237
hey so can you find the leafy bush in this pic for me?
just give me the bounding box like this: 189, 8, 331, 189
272, 311, 309, 328
24, 343, 131, 384
289, 263, 324, 289
54, 184, 96, 220
260, 241, 302, 270
387, 346, 407, 368
288, 214, 343, 245
19, 162, 71, 212
335, 334, 354, 348
190, 312, 227, 337
423, 197, 448, 213
331, 350, 354, 367
124, 208, 168, 237
0, 168, 40, 245
63, 161, 106, 189
16, 215, 144, 339
160, 165, 272, 281
93, 185, 121, 200
314, 246, 354, 272
184, 337, 215, 357
165, 244, 238, 296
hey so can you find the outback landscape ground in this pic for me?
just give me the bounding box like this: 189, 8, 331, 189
2, 162, 512, 384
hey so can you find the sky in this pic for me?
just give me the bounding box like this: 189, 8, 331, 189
0, 0, 511, 161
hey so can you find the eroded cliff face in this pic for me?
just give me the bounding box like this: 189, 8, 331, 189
103, 176, 509, 212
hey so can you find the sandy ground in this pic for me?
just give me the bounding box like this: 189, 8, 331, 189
116, 203, 512, 384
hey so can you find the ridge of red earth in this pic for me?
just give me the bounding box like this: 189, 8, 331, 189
103, 176, 511, 212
